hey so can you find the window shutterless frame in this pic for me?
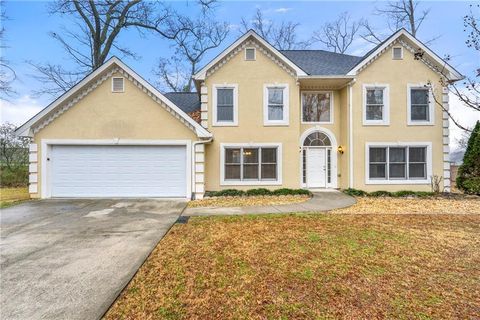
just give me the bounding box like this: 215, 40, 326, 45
220, 143, 283, 186
300, 91, 334, 124
365, 142, 432, 185
245, 47, 256, 61
111, 77, 125, 93
263, 84, 289, 126
392, 46, 403, 60
362, 84, 390, 126
407, 83, 435, 126
212, 84, 238, 126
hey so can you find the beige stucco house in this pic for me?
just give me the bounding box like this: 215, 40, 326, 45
17, 29, 463, 199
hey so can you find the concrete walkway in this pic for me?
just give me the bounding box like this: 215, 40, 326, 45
184, 190, 356, 216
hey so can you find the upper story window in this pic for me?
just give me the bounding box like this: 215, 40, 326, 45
264, 84, 289, 126
301, 92, 333, 123
245, 48, 256, 61
363, 84, 389, 125
112, 77, 124, 93
407, 84, 434, 125
392, 47, 403, 60
213, 84, 238, 126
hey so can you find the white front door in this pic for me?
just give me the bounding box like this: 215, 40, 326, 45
306, 148, 326, 188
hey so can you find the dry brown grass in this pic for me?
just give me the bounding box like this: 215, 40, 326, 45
331, 197, 480, 215
188, 195, 310, 208
0, 187, 30, 208
106, 213, 480, 320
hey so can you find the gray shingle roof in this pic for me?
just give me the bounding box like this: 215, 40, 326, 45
280, 50, 363, 75
164, 92, 200, 113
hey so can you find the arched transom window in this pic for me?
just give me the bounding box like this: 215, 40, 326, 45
303, 132, 331, 146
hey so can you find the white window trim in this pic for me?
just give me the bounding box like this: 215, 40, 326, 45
263, 84, 289, 126
220, 143, 282, 186
392, 46, 403, 60
362, 84, 390, 126
300, 91, 334, 124
244, 47, 256, 61
407, 83, 435, 126
212, 84, 238, 126
365, 142, 432, 185
111, 77, 124, 93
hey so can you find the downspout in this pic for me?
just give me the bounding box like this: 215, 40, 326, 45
347, 79, 356, 189
191, 137, 213, 199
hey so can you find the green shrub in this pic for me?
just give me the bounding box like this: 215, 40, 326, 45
413, 191, 436, 198
457, 121, 480, 195
0, 165, 28, 187
205, 188, 312, 197
392, 190, 417, 197
459, 177, 480, 195
368, 190, 393, 197
272, 188, 312, 196
343, 188, 368, 197
207, 189, 245, 197
245, 188, 272, 196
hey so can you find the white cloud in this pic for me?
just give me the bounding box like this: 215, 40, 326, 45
448, 91, 480, 151
0, 95, 43, 127
274, 7, 292, 14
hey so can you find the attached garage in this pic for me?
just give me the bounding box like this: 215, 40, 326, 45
50, 144, 188, 198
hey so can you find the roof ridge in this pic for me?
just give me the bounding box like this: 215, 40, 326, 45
280, 49, 362, 58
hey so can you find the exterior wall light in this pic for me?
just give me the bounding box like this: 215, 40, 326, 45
337, 146, 344, 154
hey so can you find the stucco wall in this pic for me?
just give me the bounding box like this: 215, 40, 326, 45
351, 45, 444, 191
203, 43, 302, 191
31, 70, 197, 198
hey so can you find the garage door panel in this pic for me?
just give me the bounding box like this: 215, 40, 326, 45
50, 145, 187, 197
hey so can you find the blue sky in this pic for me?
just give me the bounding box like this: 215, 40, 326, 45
1, 0, 479, 149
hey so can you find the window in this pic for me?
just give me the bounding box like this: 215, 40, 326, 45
264, 84, 289, 125
392, 47, 403, 60
301, 92, 332, 123
213, 84, 238, 126
366, 144, 430, 184
221, 144, 282, 185
112, 77, 124, 92
245, 48, 256, 61
363, 84, 389, 125
408, 85, 433, 125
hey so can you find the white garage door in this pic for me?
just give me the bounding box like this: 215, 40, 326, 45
50, 145, 187, 198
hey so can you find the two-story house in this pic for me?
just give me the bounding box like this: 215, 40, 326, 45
17, 29, 463, 199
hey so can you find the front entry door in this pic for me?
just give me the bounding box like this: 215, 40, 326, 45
306, 148, 326, 188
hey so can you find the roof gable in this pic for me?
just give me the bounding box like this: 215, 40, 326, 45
193, 30, 308, 80
347, 29, 463, 81
16, 57, 212, 138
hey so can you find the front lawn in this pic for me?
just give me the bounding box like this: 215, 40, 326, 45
0, 187, 30, 208
106, 209, 480, 319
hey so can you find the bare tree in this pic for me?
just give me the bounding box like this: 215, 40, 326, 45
0, 8, 16, 99
360, 0, 433, 44
154, 15, 229, 92
30, 0, 207, 97
311, 12, 360, 54
416, 5, 479, 133
240, 9, 308, 50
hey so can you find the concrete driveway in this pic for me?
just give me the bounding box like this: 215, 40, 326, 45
0, 199, 185, 320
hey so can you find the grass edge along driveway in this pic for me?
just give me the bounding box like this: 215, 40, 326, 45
105, 211, 480, 320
